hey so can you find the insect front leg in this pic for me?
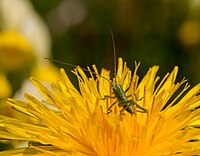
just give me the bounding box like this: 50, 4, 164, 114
102, 95, 117, 114
101, 95, 116, 100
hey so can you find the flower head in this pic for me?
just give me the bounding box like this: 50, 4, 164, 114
0, 58, 200, 155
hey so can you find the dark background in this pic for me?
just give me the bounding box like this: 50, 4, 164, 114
31, 0, 200, 86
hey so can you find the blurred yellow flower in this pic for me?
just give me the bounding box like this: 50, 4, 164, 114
0, 0, 51, 71
0, 31, 33, 71
0, 0, 59, 100
0, 72, 12, 99
0, 58, 200, 155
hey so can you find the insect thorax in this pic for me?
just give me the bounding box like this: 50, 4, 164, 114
112, 84, 127, 101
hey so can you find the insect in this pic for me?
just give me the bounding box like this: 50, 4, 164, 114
45, 31, 147, 115
101, 30, 147, 115
104, 83, 147, 115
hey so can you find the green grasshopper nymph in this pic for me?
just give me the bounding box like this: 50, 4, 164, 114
45, 31, 147, 115
104, 77, 147, 115
101, 30, 147, 115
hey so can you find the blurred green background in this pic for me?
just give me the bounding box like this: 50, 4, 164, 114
31, 0, 200, 86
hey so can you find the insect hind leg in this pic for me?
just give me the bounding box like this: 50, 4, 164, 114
134, 101, 148, 113
119, 99, 147, 114
131, 94, 147, 113
119, 100, 136, 115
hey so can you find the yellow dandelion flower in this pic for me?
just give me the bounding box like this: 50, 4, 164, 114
0, 58, 200, 155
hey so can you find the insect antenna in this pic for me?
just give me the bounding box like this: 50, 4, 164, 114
44, 57, 112, 84
109, 28, 117, 84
